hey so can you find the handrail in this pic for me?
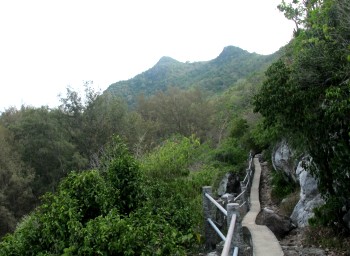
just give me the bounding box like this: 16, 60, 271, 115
203, 152, 254, 256
221, 214, 237, 256
207, 218, 226, 241
239, 201, 246, 208
242, 171, 249, 184
234, 189, 246, 202
205, 193, 227, 216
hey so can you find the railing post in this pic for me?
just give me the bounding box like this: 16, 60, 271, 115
202, 186, 216, 250
240, 181, 249, 214
227, 203, 242, 252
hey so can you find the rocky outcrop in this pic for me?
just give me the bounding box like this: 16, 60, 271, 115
272, 141, 325, 227
217, 173, 241, 196
256, 207, 295, 239
290, 159, 325, 227
272, 140, 297, 182
343, 210, 350, 231
217, 173, 230, 196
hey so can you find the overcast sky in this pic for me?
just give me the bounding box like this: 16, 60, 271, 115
0, 0, 294, 111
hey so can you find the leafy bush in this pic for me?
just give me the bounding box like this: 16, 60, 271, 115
141, 135, 201, 182
270, 169, 297, 203
0, 135, 217, 255
98, 135, 144, 215
309, 195, 344, 229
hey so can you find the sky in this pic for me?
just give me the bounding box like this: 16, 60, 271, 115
0, 0, 295, 111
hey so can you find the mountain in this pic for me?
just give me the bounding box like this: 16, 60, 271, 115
105, 46, 279, 104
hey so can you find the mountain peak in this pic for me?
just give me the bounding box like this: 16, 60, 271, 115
216, 46, 249, 60
106, 45, 277, 105
156, 56, 179, 65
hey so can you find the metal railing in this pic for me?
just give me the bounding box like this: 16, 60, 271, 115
203, 189, 239, 256
202, 152, 254, 256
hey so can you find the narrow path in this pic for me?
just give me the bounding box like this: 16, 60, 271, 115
242, 157, 284, 256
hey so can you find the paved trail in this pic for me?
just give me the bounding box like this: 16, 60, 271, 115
241, 157, 284, 256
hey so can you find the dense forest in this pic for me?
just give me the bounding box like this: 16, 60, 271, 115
0, 75, 262, 255
255, 0, 350, 229
0, 0, 349, 255
106, 46, 278, 105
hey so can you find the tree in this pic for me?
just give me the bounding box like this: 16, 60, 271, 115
136, 87, 214, 142
0, 125, 35, 237
1, 106, 85, 196
254, 0, 350, 228
82, 92, 128, 158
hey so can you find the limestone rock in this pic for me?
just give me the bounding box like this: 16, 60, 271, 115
256, 207, 294, 239
217, 173, 241, 196
272, 140, 297, 182
217, 173, 230, 196
290, 159, 325, 227
205, 252, 219, 256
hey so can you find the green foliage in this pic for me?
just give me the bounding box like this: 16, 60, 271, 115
270, 169, 297, 203
1, 135, 217, 255
214, 118, 253, 173
214, 137, 246, 167
250, 120, 281, 151
141, 135, 201, 182
81, 92, 128, 157
255, 0, 350, 228
65, 209, 188, 256
101, 136, 143, 215
58, 170, 112, 222
0, 125, 35, 237
277, 0, 307, 31
309, 195, 344, 228
304, 225, 350, 252
107, 46, 278, 105
140, 137, 221, 250
1, 106, 87, 196
136, 87, 214, 143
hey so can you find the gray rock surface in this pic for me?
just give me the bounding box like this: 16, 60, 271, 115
217, 173, 241, 196
217, 173, 230, 196
272, 140, 297, 182
343, 210, 350, 231
291, 159, 325, 227
256, 207, 295, 239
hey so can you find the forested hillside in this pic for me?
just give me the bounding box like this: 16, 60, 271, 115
106, 46, 278, 105
1, 0, 349, 254
0, 43, 267, 254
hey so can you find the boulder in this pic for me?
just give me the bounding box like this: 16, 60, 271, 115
221, 193, 234, 204
272, 140, 297, 182
217, 173, 241, 196
217, 173, 230, 196
343, 210, 350, 231
226, 173, 241, 195
256, 207, 294, 239
206, 252, 219, 256
290, 159, 325, 227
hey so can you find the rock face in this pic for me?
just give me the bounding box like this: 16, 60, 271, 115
256, 207, 294, 239
343, 210, 350, 231
217, 173, 230, 196
217, 173, 241, 196
272, 140, 297, 182
290, 159, 325, 227
226, 173, 241, 194
272, 141, 325, 227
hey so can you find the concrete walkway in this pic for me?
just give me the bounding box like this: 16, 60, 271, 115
242, 157, 284, 256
